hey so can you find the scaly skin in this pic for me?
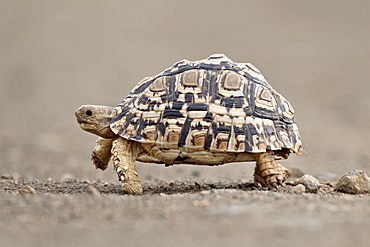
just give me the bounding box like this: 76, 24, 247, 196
112, 138, 143, 195
253, 151, 289, 190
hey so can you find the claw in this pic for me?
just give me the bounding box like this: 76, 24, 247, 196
245, 182, 263, 190
122, 181, 143, 195
270, 182, 278, 190
253, 151, 289, 191
277, 178, 284, 186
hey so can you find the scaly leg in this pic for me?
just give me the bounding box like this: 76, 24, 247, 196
92, 137, 113, 170
253, 151, 289, 190
112, 138, 143, 195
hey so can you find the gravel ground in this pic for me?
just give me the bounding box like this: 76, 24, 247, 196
1, 178, 369, 247
1, 1, 370, 247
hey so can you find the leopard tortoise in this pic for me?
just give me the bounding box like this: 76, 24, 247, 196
75, 54, 302, 194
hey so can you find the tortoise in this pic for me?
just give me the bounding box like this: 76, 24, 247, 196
75, 54, 302, 194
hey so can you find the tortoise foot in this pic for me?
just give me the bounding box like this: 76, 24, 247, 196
253, 151, 289, 190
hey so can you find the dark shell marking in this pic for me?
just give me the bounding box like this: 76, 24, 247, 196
110, 54, 302, 155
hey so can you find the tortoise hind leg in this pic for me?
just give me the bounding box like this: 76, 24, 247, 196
253, 151, 289, 190
112, 138, 143, 195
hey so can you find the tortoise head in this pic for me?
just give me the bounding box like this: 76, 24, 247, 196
75, 105, 117, 138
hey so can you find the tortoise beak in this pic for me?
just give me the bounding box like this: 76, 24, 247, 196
76, 118, 91, 125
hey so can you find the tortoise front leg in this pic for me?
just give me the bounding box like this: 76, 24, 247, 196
112, 138, 143, 195
253, 151, 289, 190
92, 137, 113, 170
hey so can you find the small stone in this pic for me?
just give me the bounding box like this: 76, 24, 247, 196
200, 190, 211, 195
12, 172, 21, 181
168, 181, 175, 186
1, 174, 13, 180
335, 170, 370, 194
61, 173, 76, 181
19, 185, 36, 195
295, 175, 320, 193
291, 184, 306, 194
82, 179, 91, 184
84, 186, 100, 196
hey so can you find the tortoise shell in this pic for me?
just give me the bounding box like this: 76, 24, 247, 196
110, 54, 302, 157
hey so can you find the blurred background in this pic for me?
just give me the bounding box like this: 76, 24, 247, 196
1, 0, 369, 183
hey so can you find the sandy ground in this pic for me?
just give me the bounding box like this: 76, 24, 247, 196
0, 1, 369, 247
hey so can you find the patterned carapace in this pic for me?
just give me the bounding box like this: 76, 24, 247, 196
110, 54, 302, 158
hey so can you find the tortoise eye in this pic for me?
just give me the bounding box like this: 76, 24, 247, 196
86, 110, 93, 116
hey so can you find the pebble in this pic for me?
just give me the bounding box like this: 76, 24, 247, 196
82, 179, 91, 184
335, 170, 370, 194
295, 175, 320, 193
84, 186, 100, 196
12, 172, 21, 181
200, 190, 211, 195
291, 184, 306, 194
19, 185, 36, 195
61, 173, 76, 182
1, 174, 13, 180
